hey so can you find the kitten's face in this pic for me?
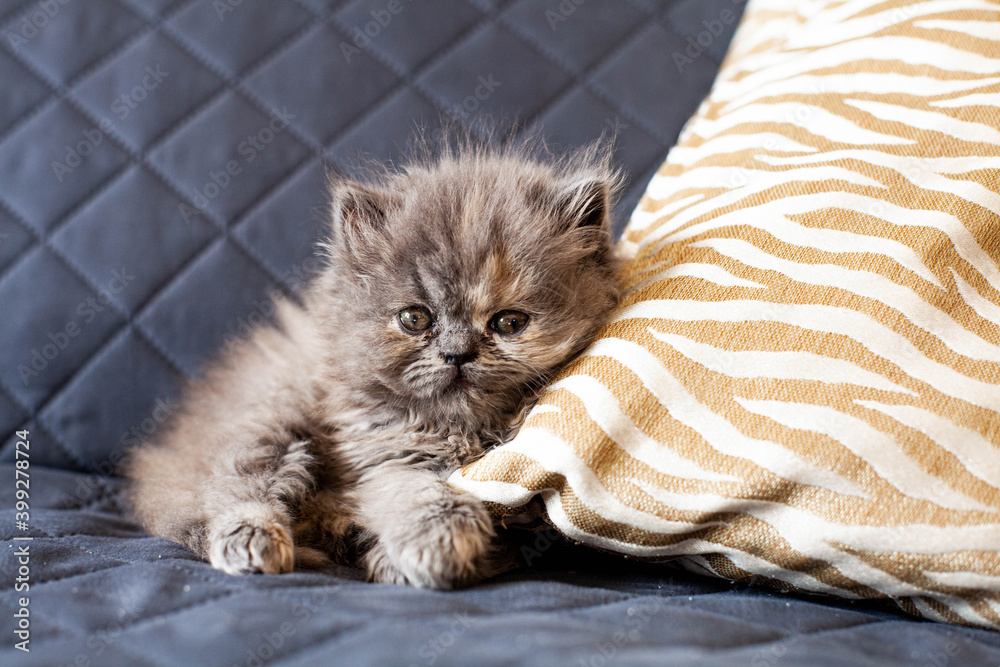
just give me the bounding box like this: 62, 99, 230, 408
375, 235, 598, 423
320, 149, 620, 432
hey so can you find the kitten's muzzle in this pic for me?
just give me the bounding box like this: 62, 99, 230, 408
442, 351, 477, 367
440, 350, 477, 393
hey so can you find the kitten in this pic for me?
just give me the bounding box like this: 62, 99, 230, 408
125, 137, 622, 588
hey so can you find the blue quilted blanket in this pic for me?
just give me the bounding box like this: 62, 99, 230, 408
3, 0, 1000, 664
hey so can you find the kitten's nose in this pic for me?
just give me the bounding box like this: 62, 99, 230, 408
442, 351, 476, 367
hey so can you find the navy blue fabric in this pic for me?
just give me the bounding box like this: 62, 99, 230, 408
5, 0, 999, 664
6, 466, 1000, 666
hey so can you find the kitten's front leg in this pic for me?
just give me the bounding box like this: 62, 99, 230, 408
206, 501, 295, 575
202, 438, 314, 575
355, 463, 495, 589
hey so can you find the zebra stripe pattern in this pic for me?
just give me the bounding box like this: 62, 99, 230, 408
454, 0, 1000, 627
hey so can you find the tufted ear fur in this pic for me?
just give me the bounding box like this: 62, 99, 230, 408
329, 179, 397, 253
554, 176, 613, 233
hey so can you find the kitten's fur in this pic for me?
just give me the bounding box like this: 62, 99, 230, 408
126, 138, 622, 588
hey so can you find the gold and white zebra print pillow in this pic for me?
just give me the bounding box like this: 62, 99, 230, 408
454, 0, 1000, 628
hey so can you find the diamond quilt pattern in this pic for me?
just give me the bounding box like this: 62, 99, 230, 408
10, 2, 996, 665
0, 0, 742, 473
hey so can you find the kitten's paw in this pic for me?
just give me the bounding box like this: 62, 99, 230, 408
362, 540, 409, 586
368, 494, 495, 589
208, 511, 294, 575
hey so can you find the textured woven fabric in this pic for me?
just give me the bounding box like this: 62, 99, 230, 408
455, 0, 1000, 629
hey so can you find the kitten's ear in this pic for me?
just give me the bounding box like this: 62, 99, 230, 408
554, 176, 613, 232
329, 180, 395, 250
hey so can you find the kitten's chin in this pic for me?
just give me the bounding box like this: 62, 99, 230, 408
400, 368, 519, 431
426, 375, 487, 419
437, 378, 478, 406
427, 365, 477, 395
444, 371, 473, 393
400, 370, 476, 408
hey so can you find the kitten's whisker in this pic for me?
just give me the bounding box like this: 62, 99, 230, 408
531, 283, 571, 302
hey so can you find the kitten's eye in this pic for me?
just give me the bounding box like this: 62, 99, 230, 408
491, 310, 530, 336
398, 307, 433, 333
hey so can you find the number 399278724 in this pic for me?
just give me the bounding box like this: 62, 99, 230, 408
15, 430, 29, 528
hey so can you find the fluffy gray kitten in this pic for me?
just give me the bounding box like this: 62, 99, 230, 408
126, 139, 622, 589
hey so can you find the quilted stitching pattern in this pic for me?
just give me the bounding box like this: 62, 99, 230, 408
5, 3, 1000, 659
0, 0, 741, 474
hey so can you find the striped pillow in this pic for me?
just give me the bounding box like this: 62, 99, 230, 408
453, 0, 1000, 628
